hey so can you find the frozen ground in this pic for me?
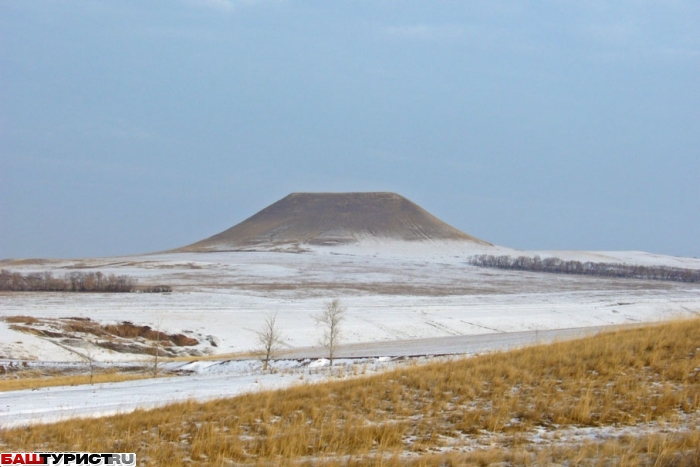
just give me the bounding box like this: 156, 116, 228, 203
1, 242, 699, 363
1, 241, 697, 439
0, 357, 348, 428
0, 325, 611, 428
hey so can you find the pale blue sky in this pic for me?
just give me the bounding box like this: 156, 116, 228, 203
1, 0, 698, 258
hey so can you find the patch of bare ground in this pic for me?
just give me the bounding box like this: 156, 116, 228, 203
228, 281, 496, 296
2, 317, 699, 465
2, 316, 203, 358
0, 259, 59, 267
190, 275, 678, 297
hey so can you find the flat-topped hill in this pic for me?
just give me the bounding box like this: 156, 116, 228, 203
178, 192, 489, 251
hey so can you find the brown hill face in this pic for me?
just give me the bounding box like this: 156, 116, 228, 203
178, 192, 489, 251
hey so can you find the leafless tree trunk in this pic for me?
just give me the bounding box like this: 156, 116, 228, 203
152, 317, 164, 378
57, 340, 95, 384
314, 299, 345, 366
255, 312, 284, 371
85, 340, 95, 384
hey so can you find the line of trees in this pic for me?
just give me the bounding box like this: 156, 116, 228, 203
467, 255, 700, 283
0, 270, 137, 292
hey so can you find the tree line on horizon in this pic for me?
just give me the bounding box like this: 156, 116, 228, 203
0, 270, 138, 292
467, 255, 700, 283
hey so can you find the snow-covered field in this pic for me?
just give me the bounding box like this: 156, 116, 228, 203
1, 241, 699, 426
1, 242, 699, 362
0, 242, 700, 361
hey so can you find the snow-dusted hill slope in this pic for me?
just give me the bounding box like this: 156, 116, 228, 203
176, 192, 489, 251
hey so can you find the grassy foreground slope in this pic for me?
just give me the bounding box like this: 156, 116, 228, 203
2, 319, 700, 466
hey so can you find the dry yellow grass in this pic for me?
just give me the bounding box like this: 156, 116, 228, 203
1, 318, 699, 466
0, 371, 157, 392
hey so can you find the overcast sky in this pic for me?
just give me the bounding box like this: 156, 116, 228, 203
1, 0, 698, 259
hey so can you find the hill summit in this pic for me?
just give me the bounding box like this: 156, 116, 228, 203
178, 192, 488, 251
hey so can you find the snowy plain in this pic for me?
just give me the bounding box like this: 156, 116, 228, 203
1, 240, 699, 426
2, 242, 698, 362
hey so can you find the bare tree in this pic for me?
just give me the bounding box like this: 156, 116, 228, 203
55, 339, 96, 384
84, 339, 96, 385
255, 312, 284, 371
152, 317, 164, 378
313, 299, 345, 366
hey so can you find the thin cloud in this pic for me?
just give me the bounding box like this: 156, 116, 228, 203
569, 1, 700, 61
183, 0, 236, 12
183, 0, 285, 13
576, 18, 700, 62
384, 24, 465, 41
380, 22, 542, 54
